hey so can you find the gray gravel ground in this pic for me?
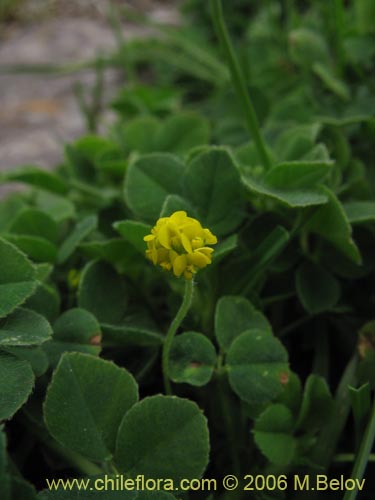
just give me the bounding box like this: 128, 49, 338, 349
0, 0, 179, 191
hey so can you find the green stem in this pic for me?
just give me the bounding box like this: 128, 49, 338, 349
343, 396, 375, 500
278, 315, 312, 337
109, 3, 137, 84
217, 369, 242, 478
210, 0, 271, 170
262, 291, 296, 306
332, 0, 345, 74
20, 413, 102, 476
162, 279, 194, 395
334, 453, 375, 463
311, 355, 358, 469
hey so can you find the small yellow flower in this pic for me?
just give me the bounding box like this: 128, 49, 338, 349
67, 269, 81, 289
144, 211, 217, 279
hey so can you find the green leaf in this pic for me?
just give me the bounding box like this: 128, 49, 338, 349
343, 201, 375, 224
226, 330, 289, 405
265, 160, 333, 189
242, 175, 328, 207
212, 234, 238, 264
183, 147, 245, 235
0, 427, 10, 500
289, 29, 330, 68
44, 353, 138, 461
159, 194, 196, 218
35, 263, 53, 282
250, 225, 290, 270
0, 238, 37, 318
2, 234, 57, 263
0, 308, 52, 346
79, 239, 138, 272
65, 135, 114, 180
57, 215, 97, 264
355, 0, 375, 34
169, 332, 216, 386
0, 194, 26, 232
113, 220, 151, 254
4, 346, 49, 377
215, 296, 271, 352
54, 308, 101, 344
115, 395, 209, 481
8, 209, 58, 244
0, 425, 6, 476
305, 186, 362, 263
34, 191, 75, 222
0, 166, 67, 195
155, 112, 210, 155
24, 282, 60, 323
349, 383, 371, 441
312, 63, 350, 101
253, 404, 296, 466
44, 308, 101, 367
0, 352, 34, 420
111, 84, 180, 117
10, 477, 37, 500
122, 116, 159, 154
92, 144, 126, 176
101, 323, 163, 347
296, 261, 341, 314
276, 372, 303, 415
274, 123, 321, 162
78, 261, 127, 324
124, 154, 185, 221
296, 374, 334, 432
358, 321, 375, 389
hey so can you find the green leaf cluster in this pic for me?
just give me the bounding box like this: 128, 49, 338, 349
0, 0, 374, 496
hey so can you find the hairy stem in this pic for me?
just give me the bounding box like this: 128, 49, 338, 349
162, 279, 194, 395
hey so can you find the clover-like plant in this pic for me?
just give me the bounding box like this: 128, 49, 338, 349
144, 210, 217, 393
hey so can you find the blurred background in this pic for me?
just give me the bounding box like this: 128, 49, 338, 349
0, 0, 180, 171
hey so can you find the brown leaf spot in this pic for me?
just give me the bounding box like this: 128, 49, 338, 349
280, 371, 289, 385
189, 361, 202, 369
90, 334, 102, 346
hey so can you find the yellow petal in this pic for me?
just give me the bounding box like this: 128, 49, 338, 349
157, 248, 169, 262
169, 249, 178, 263
198, 247, 214, 256
151, 246, 158, 265
182, 221, 202, 239
203, 229, 217, 244
170, 211, 187, 224
180, 232, 193, 253
188, 251, 210, 268
173, 254, 187, 277
144, 234, 155, 242
158, 224, 172, 249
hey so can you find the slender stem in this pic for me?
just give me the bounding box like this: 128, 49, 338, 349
217, 370, 242, 477
334, 453, 375, 463
210, 0, 272, 170
20, 413, 102, 476
278, 315, 312, 337
332, 0, 345, 74
162, 279, 194, 395
311, 355, 358, 468
343, 397, 375, 500
262, 291, 296, 306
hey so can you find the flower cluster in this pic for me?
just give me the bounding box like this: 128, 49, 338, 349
144, 211, 217, 279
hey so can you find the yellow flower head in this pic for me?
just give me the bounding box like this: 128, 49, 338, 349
144, 211, 217, 280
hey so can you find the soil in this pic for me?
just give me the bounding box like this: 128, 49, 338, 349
0, 0, 179, 195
